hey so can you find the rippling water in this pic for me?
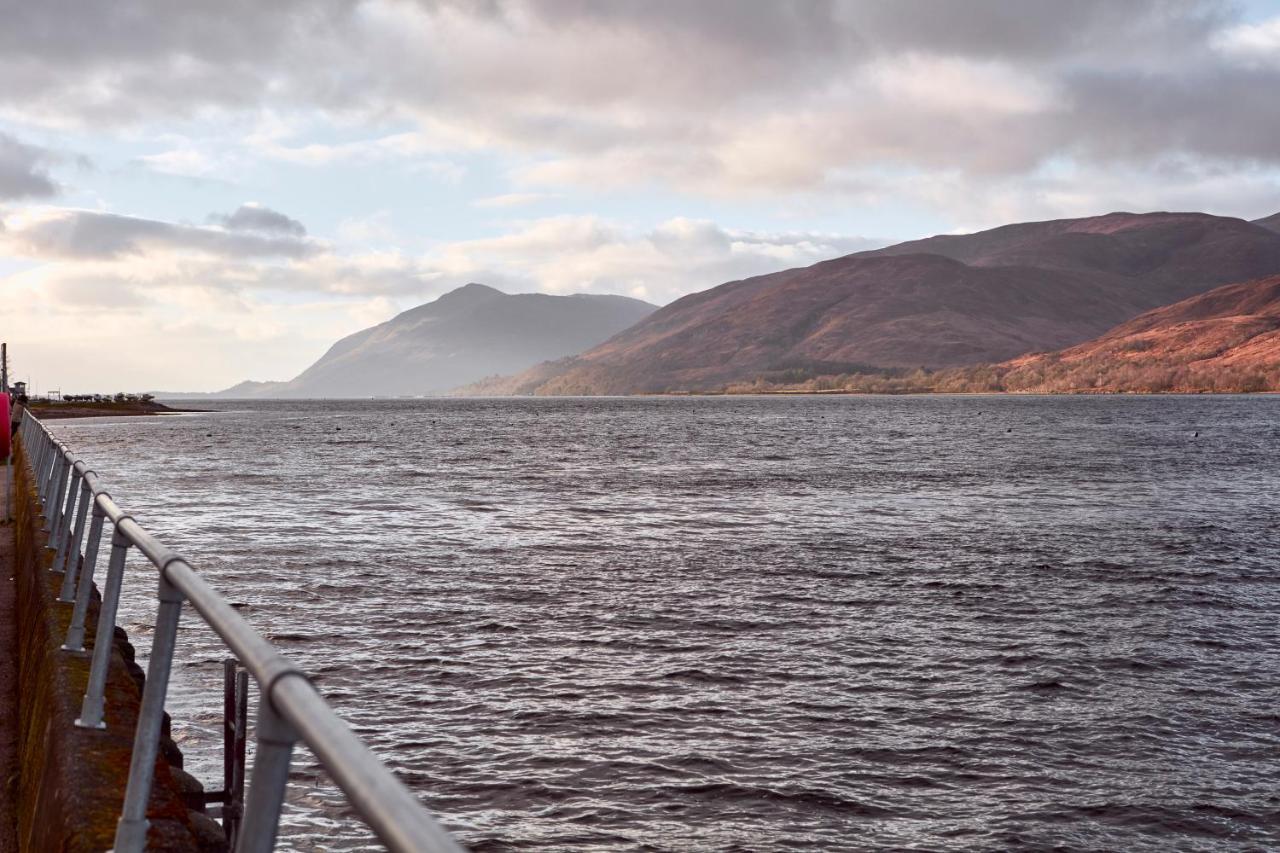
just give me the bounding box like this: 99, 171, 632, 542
47, 396, 1280, 851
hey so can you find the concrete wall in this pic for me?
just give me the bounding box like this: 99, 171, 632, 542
11, 436, 223, 852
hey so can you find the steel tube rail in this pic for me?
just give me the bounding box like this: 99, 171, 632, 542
17, 409, 466, 853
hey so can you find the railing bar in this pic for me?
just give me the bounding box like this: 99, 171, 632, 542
273, 676, 466, 853
27, 412, 467, 853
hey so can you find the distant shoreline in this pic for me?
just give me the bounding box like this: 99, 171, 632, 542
25, 400, 211, 420
154, 388, 1280, 402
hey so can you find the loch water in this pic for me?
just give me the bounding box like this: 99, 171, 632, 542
48, 395, 1280, 851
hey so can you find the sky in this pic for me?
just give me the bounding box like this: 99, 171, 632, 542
2, 0, 1280, 392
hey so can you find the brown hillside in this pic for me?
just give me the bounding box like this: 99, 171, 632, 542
991, 274, 1280, 392
481, 211, 1280, 395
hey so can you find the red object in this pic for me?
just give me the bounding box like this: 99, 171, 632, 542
0, 393, 9, 459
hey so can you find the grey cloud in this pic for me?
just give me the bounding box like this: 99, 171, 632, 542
846, 0, 1227, 63
0, 0, 1276, 199
0, 132, 58, 199
1058, 65, 1280, 165
6, 210, 318, 260
210, 204, 307, 237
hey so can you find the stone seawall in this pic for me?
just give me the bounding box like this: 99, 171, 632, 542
11, 435, 222, 851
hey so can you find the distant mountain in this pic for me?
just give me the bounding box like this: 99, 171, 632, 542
975, 274, 1280, 393
212, 284, 656, 398
152, 380, 284, 400
1255, 212, 1280, 234
478, 211, 1280, 395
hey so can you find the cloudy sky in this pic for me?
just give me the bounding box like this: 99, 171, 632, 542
2, 0, 1280, 391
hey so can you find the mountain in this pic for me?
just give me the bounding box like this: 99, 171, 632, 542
985, 274, 1280, 393
1255, 212, 1280, 234
479, 211, 1280, 395
216, 284, 656, 398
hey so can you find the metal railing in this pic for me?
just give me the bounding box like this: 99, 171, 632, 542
18, 409, 467, 853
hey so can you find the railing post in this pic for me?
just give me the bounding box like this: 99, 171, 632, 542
222, 660, 249, 847
114, 569, 186, 853
233, 669, 249, 841
235, 693, 299, 853
75, 524, 130, 729
31, 426, 46, 501
35, 437, 53, 504
57, 476, 93, 600
39, 441, 59, 508
63, 501, 107, 651
44, 452, 69, 536
224, 658, 236, 795
53, 467, 84, 584
50, 458, 77, 549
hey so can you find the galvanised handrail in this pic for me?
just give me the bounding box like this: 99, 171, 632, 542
18, 409, 467, 853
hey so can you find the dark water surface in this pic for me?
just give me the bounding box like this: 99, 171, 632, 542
48, 396, 1280, 851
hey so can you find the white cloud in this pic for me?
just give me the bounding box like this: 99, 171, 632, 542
0, 203, 887, 388
1213, 15, 1280, 66
471, 192, 554, 208
431, 214, 884, 301
335, 211, 399, 246
136, 147, 221, 178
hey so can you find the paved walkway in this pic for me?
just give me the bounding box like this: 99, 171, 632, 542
0, 464, 18, 853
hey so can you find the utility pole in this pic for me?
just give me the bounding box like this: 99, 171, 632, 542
2, 343, 9, 522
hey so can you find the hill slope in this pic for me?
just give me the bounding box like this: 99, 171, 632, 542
987, 274, 1280, 392
229, 284, 657, 397
1255, 212, 1280, 234
480, 211, 1280, 394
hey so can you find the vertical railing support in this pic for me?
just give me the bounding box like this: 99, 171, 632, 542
234, 669, 249, 833
44, 453, 68, 536
37, 442, 54, 508
57, 477, 93, 601
50, 459, 77, 550
33, 430, 48, 502
63, 501, 107, 651
53, 468, 84, 583
35, 439, 52, 505
114, 569, 186, 853
235, 693, 299, 853
75, 524, 130, 728
222, 660, 250, 847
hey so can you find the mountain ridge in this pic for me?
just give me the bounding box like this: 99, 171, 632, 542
1254, 211, 1280, 234
205, 284, 657, 398
471, 210, 1280, 395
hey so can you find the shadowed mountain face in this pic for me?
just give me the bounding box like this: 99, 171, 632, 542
1255, 212, 1280, 234
227, 284, 656, 397
487, 212, 1280, 394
